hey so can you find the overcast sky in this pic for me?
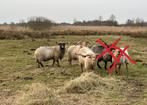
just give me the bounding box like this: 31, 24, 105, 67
0, 0, 146, 24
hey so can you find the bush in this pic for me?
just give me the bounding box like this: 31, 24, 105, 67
27, 16, 55, 30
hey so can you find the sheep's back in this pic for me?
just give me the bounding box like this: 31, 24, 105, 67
34, 46, 54, 59
67, 45, 81, 59
67, 45, 76, 54
79, 47, 95, 56
91, 45, 105, 54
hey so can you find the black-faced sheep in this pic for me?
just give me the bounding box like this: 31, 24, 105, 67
34, 42, 66, 68
91, 40, 114, 69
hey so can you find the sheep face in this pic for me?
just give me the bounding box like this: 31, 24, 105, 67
89, 54, 96, 64
84, 54, 96, 70
113, 49, 120, 57
110, 48, 129, 73
58, 42, 66, 60
58, 43, 66, 51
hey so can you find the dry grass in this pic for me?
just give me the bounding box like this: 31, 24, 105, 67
1, 25, 147, 33
0, 25, 32, 32
15, 83, 63, 105
48, 25, 147, 38
58, 72, 141, 105
0, 25, 147, 39
59, 72, 125, 94
52, 25, 147, 33
0, 35, 146, 105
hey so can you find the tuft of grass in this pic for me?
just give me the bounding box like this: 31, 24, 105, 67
15, 83, 63, 105
59, 72, 125, 94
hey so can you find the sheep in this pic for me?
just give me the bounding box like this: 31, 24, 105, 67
34, 42, 66, 68
91, 39, 114, 69
77, 47, 96, 72
110, 48, 129, 74
67, 41, 89, 65
97, 53, 113, 69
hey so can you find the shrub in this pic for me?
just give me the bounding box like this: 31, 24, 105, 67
27, 16, 55, 30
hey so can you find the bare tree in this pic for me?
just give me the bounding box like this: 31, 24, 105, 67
27, 16, 54, 30
98, 16, 103, 21
109, 14, 116, 22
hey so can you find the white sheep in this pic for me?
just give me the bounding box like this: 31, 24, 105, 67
77, 47, 96, 72
34, 42, 66, 68
110, 48, 129, 74
67, 41, 88, 65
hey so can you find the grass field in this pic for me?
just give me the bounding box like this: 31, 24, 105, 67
0, 35, 147, 105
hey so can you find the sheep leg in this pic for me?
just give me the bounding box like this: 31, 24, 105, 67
37, 59, 40, 68
97, 60, 102, 69
110, 63, 119, 74
126, 63, 129, 77
38, 62, 44, 68
104, 61, 107, 69
111, 64, 118, 74
39, 62, 44, 68
80, 64, 84, 72
91, 65, 94, 70
37, 60, 44, 68
126, 63, 128, 70
38, 63, 40, 68
56, 60, 60, 67
109, 63, 114, 69
68, 58, 72, 65
52, 59, 55, 66
118, 64, 121, 75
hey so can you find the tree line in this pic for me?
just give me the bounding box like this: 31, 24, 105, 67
73, 15, 147, 26
1, 15, 147, 30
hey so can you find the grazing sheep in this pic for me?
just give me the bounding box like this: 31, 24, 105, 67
97, 53, 113, 69
110, 48, 129, 74
34, 42, 66, 68
91, 40, 114, 69
77, 47, 96, 72
67, 41, 88, 65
